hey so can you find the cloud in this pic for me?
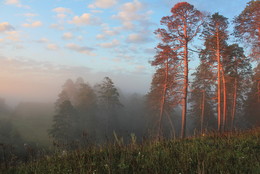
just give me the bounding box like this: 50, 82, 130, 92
47, 44, 59, 50
5, 0, 30, 8
53, 7, 72, 14
35, 38, 49, 43
53, 7, 72, 19
22, 21, 42, 28
23, 13, 38, 17
112, 0, 142, 28
68, 13, 99, 25
62, 32, 74, 40
66, 43, 95, 56
112, 0, 153, 30
99, 39, 120, 48
50, 24, 64, 30
0, 22, 14, 32
96, 24, 120, 40
0, 23, 20, 42
88, 0, 118, 9
4, 31, 21, 41
96, 34, 105, 40
126, 33, 153, 43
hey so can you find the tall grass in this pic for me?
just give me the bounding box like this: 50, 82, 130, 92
3, 128, 260, 174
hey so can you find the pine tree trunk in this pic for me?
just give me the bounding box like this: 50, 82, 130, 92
181, 41, 188, 139
201, 90, 205, 134
231, 77, 237, 130
216, 27, 222, 132
222, 73, 227, 132
158, 58, 169, 140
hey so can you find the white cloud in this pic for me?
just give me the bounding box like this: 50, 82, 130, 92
62, 32, 73, 40
5, 31, 21, 42
35, 38, 49, 43
77, 36, 84, 41
103, 30, 119, 36
126, 33, 152, 43
53, 7, 72, 14
53, 7, 72, 19
99, 39, 120, 48
47, 44, 59, 50
68, 13, 98, 25
88, 0, 118, 9
23, 13, 38, 17
0, 22, 14, 32
66, 43, 95, 56
112, 0, 152, 30
5, 0, 30, 8
56, 14, 67, 19
96, 34, 105, 40
50, 24, 64, 30
22, 21, 42, 28
5, 0, 19, 4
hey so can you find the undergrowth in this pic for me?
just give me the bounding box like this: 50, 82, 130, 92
2, 128, 260, 174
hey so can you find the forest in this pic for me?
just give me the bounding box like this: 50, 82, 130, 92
0, 0, 259, 173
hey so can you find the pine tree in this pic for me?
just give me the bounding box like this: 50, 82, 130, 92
222, 44, 252, 130
75, 82, 97, 141
190, 60, 216, 134
155, 2, 204, 138
245, 63, 260, 127
147, 44, 180, 139
234, 0, 260, 60
97, 77, 122, 136
49, 93, 78, 146
202, 13, 229, 132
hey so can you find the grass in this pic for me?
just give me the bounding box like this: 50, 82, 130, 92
3, 128, 260, 174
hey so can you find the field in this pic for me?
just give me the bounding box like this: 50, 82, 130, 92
3, 128, 260, 174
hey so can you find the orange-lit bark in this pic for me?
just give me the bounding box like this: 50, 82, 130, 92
181, 41, 188, 139
231, 77, 237, 130
216, 26, 222, 132
222, 72, 227, 132
158, 58, 169, 140
200, 90, 205, 134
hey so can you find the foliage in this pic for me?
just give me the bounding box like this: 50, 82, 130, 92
245, 63, 260, 127
49, 99, 79, 146
233, 0, 260, 59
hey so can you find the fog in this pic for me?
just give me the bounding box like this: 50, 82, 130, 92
0, 56, 152, 107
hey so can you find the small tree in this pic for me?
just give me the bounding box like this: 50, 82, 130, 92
49, 96, 78, 146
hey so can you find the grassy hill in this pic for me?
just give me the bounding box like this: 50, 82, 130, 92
4, 128, 260, 174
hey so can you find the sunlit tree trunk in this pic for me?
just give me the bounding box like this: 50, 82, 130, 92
181, 40, 188, 139
200, 90, 205, 134
158, 58, 169, 140
222, 72, 227, 132
231, 77, 237, 130
216, 26, 222, 132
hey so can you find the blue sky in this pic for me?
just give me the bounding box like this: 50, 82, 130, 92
0, 0, 249, 104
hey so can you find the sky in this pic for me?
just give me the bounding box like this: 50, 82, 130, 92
0, 0, 249, 105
